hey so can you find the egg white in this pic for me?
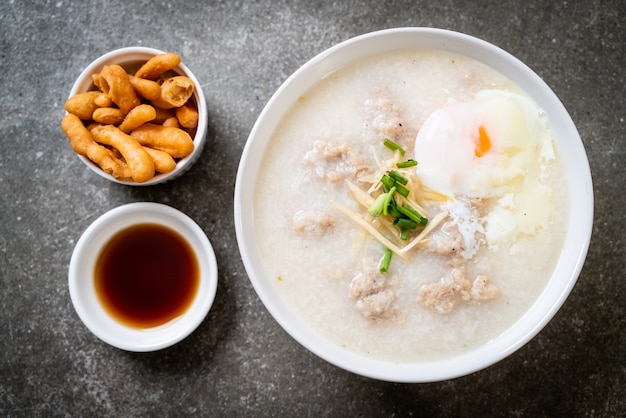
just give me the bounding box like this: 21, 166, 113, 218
414, 90, 556, 252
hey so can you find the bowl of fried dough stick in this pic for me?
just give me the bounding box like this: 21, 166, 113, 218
62, 47, 207, 185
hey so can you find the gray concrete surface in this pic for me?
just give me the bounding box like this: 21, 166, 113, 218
0, 1, 623, 416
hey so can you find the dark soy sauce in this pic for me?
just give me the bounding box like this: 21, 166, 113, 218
94, 223, 199, 329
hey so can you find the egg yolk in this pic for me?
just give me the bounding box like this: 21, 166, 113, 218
474, 126, 492, 157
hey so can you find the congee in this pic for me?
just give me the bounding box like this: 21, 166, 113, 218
254, 49, 567, 362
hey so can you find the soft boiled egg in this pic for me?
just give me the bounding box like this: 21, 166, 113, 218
414, 90, 557, 252
414, 89, 553, 199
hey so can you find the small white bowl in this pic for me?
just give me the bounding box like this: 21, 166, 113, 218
67, 46, 207, 185
234, 28, 593, 382
69, 202, 218, 351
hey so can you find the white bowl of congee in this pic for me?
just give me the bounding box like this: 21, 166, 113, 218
234, 28, 593, 382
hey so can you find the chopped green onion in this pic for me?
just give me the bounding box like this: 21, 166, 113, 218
380, 174, 395, 189
382, 187, 396, 216
379, 248, 393, 273
397, 205, 428, 225
396, 159, 418, 168
399, 204, 420, 217
387, 201, 403, 218
400, 229, 409, 240
389, 170, 409, 185
367, 192, 388, 217
380, 174, 410, 197
369, 186, 398, 217
395, 218, 418, 230
383, 138, 405, 155
395, 183, 410, 198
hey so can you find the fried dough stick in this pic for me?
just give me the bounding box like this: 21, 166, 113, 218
134, 52, 182, 80
61, 114, 130, 179
151, 76, 195, 109
90, 125, 155, 183
130, 123, 194, 158
98, 65, 141, 114
143, 147, 177, 174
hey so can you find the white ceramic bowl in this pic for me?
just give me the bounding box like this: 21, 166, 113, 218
234, 28, 593, 382
69, 202, 218, 351
67, 47, 207, 185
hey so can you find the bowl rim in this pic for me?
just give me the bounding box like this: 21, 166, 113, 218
67, 46, 207, 186
68, 202, 218, 351
234, 27, 593, 382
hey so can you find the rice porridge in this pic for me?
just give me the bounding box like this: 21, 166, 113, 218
253, 49, 568, 362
